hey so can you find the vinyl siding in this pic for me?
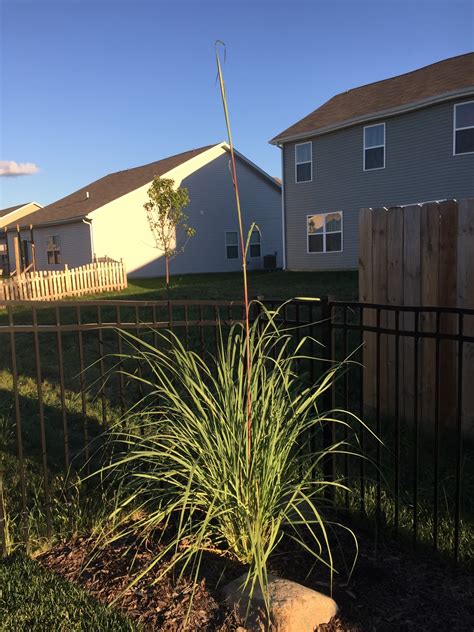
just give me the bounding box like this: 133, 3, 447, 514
6, 221, 93, 271
283, 98, 474, 271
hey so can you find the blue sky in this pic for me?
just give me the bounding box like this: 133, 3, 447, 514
1, 0, 473, 208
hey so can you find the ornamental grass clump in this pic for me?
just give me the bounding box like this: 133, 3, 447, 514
86, 44, 371, 611
90, 308, 366, 600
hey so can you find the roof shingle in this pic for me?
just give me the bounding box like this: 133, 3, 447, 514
271, 53, 474, 143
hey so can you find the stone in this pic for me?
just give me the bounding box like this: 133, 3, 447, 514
223, 573, 338, 632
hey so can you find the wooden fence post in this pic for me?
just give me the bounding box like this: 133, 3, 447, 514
359, 207, 375, 414
457, 198, 474, 434
64, 264, 71, 293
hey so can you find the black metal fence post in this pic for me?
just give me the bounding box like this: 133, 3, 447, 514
320, 297, 335, 501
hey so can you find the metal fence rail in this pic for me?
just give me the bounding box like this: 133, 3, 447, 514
0, 297, 472, 565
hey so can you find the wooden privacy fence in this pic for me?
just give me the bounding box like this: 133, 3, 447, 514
0, 259, 127, 301
359, 198, 474, 436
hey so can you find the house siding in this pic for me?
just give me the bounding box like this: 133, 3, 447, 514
283, 98, 474, 271
6, 220, 93, 271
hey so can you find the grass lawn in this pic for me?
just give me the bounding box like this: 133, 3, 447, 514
0, 554, 135, 631
95, 270, 359, 302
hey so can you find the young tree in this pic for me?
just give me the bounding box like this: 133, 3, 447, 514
144, 177, 194, 297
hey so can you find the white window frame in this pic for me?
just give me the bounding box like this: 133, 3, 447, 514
225, 230, 239, 260
295, 141, 312, 183
453, 101, 474, 156
363, 122, 385, 171
306, 212, 343, 254
249, 228, 262, 258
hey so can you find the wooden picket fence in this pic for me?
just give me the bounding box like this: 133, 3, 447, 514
0, 259, 127, 301
359, 197, 474, 435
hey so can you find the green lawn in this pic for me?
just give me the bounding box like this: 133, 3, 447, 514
0, 554, 135, 631
96, 270, 359, 302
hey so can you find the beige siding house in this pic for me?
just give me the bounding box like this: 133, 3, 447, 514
3, 143, 282, 278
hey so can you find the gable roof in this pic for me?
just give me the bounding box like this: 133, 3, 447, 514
6, 145, 214, 229
271, 53, 474, 144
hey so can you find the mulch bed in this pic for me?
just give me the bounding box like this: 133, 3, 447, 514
38, 524, 474, 631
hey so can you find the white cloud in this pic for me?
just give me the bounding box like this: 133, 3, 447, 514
0, 160, 40, 177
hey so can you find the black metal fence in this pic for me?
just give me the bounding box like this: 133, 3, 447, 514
0, 297, 472, 565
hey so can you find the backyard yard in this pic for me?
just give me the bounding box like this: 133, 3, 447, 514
1, 269, 473, 631
97, 270, 359, 302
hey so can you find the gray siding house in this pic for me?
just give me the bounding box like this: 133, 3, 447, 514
2, 143, 282, 278
271, 53, 474, 271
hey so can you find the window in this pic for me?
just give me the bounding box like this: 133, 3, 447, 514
249, 229, 261, 257
364, 123, 385, 170
225, 231, 238, 259
295, 142, 312, 182
46, 235, 61, 264
454, 101, 474, 155
307, 212, 343, 253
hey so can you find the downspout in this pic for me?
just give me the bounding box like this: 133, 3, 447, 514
82, 218, 94, 261
279, 143, 286, 270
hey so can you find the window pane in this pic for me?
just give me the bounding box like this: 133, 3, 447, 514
365, 146, 384, 169
455, 128, 474, 154
54, 251, 62, 264
226, 232, 237, 246
296, 162, 311, 182
307, 214, 324, 234
47, 251, 54, 264
296, 143, 311, 163
226, 245, 238, 259
364, 124, 384, 148
325, 212, 341, 232
326, 232, 342, 252
308, 234, 324, 252
456, 102, 474, 129
250, 244, 261, 257
250, 230, 260, 245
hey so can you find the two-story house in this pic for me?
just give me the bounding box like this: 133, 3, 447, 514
270, 53, 474, 271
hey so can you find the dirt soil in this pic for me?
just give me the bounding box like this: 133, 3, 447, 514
39, 525, 474, 631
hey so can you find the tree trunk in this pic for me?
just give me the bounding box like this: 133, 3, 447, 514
165, 255, 170, 296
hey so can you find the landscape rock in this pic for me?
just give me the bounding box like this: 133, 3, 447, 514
223, 573, 338, 631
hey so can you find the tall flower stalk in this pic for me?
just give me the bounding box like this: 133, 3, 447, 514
215, 41, 252, 466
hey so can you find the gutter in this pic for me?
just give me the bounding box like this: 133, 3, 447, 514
4, 214, 90, 232
270, 87, 474, 145
82, 217, 94, 259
